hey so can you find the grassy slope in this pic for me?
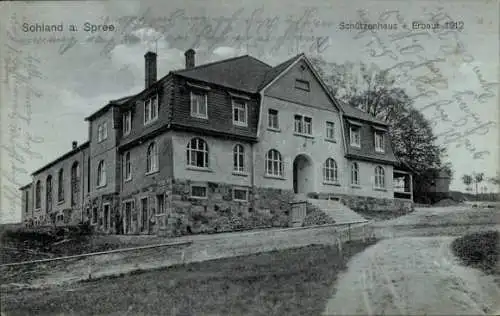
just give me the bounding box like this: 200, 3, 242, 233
1, 241, 376, 316
451, 230, 499, 274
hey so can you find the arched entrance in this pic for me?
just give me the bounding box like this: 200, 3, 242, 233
293, 154, 313, 194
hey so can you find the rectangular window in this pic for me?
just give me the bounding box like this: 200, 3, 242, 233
25, 191, 29, 213
92, 207, 98, 224
326, 121, 335, 140
141, 197, 148, 232
233, 188, 248, 201
103, 204, 110, 230
375, 132, 385, 152
191, 185, 207, 198
157, 194, 165, 214
350, 126, 361, 147
268, 109, 279, 129
190, 91, 208, 119
295, 79, 310, 91
294, 115, 312, 135
123, 111, 131, 135
144, 95, 159, 125
123, 152, 131, 181
232, 100, 247, 126
97, 122, 107, 142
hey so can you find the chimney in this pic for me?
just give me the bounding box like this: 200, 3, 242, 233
185, 49, 195, 69
72, 141, 77, 150
144, 51, 157, 88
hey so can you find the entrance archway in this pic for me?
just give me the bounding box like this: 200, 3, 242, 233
293, 154, 313, 194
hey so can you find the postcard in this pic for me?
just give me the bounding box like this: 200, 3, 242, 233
1, 0, 499, 315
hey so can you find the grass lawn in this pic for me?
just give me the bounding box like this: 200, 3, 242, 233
1, 240, 376, 316
451, 230, 499, 274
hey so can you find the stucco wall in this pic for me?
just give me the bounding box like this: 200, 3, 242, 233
254, 96, 344, 192
171, 131, 253, 187
31, 146, 88, 225
89, 108, 119, 197
120, 131, 174, 197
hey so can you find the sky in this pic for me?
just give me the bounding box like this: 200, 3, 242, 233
1, 0, 499, 223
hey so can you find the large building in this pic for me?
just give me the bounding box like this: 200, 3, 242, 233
20, 50, 413, 235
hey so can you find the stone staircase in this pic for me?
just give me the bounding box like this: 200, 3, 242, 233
306, 198, 368, 225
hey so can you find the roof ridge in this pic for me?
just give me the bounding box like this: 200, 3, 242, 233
246, 55, 272, 68
173, 54, 252, 73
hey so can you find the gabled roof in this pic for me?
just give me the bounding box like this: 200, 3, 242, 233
84, 94, 137, 121
173, 55, 272, 93
337, 100, 388, 126
32, 141, 90, 176
258, 54, 303, 90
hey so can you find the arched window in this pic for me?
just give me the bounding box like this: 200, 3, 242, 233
46, 175, 52, 211
57, 168, 64, 201
35, 180, 41, 209
146, 142, 158, 173
187, 138, 209, 168
375, 166, 385, 188
323, 158, 338, 183
123, 151, 131, 180
351, 162, 359, 185
266, 149, 283, 177
71, 162, 80, 206
97, 160, 106, 187
233, 144, 245, 172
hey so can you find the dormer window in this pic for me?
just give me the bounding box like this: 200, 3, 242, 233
190, 91, 208, 119
144, 95, 158, 125
375, 131, 385, 152
295, 79, 310, 91
97, 121, 108, 142
232, 99, 247, 126
350, 125, 361, 147
123, 111, 131, 135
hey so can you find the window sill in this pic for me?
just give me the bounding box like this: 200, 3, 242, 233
190, 114, 208, 120
323, 181, 341, 186
233, 199, 249, 203
350, 144, 361, 148
145, 170, 159, 176
233, 121, 248, 127
375, 149, 385, 153
124, 177, 132, 183
374, 187, 387, 192
96, 184, 107, 189
186, 166, 213, 173
144, 118, 158, 126
232, 171, 249, 177
57, 200, 64, 205
190, 196, 208, 200
267, 127, 281, 132
293, 132, 314, 139
264, 174, 286, 180
350, 185, 361, 189
325, 138, 337, 143
35, 208, 41, 212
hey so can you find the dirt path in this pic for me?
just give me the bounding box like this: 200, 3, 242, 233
324, 206, 500, 315
323, 236, 500, 315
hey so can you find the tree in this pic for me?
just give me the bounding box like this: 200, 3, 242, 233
310, 57, 448, 195
473, 172, 484, 196
462, 174, 473, 192
488, 172, 500, 186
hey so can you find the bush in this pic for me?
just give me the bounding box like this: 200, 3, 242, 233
451, 231, 499, 273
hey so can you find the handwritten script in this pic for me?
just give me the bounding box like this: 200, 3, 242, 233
2, 16, 44, 223
353, 7, 498, 160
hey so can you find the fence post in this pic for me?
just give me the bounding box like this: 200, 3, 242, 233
348, 223, 352, 242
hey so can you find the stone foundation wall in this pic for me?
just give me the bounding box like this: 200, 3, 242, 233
162, 180, 295, 237
84, 193, 121, 234
338, 194, 414, 214
307, 191, 414, 214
